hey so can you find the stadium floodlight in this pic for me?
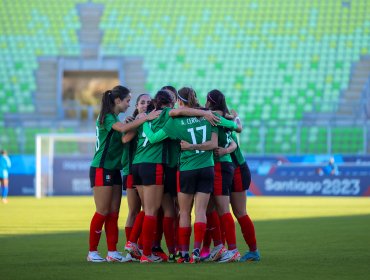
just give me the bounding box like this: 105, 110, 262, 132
35, 133, 96, 198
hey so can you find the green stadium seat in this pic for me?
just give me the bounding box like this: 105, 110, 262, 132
0, 0, 368, 154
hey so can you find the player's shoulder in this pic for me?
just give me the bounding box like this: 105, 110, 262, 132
106, 113, 119, 121
97, 113, 117, 127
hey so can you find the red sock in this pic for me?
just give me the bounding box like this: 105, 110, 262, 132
237, 215, 257, 251
163, 217, 175, 254
178, 227, 192, 253
142, 215, 157, 256
203, 228, 212, 248
209, 210, 222, 246
174, 215, 179, 251
154, 209, 164, 248
220, 215, 226, 245
220, 213, 237, 250
105, 212, 119, 251
129, 211, 145, 243
194, 222, 206, 250
89, 212, 106, 251
138, 231, 143, 249
125, 227, 133, 242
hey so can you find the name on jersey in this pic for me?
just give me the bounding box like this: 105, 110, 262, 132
181, 117, 205, 125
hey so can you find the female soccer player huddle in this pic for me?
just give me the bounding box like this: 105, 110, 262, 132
87, 85, 260, 264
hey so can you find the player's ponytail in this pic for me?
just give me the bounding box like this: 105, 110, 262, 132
98, 90, 113, 125
161, 85, 178, 104
177, 87, 199, 108
98, 85, 130, 125
207, 89, 229, 116
154, 90, 172, 110
187, 88, 199, 108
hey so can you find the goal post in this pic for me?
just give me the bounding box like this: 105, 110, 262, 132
35, 133, 96, 198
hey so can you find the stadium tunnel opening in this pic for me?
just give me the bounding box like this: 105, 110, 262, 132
63, 70, 119, 121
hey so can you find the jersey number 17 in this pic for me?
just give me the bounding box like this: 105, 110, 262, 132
187, 125, 207, 153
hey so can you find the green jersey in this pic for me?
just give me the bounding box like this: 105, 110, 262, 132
91, 113, 123, 169
121, 136, 137, 175
164, 138, 181, 168
215, 115, 239, 163
133, 108, 171, 164
230, 131, 246, 166
163, 116, 217, 171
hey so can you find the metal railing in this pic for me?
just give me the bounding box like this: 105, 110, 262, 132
362, 76, 370, 119
243, 119, 370, 155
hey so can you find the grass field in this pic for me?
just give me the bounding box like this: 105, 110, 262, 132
0, 197, 369, 280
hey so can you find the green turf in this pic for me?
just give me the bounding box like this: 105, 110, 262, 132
0, 197, 369, 280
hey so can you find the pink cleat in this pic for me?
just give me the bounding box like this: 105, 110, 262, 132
200, 247, 210, 258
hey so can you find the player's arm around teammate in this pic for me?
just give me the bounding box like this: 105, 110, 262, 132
169, 107, 220, 126
214, 139, 237, 158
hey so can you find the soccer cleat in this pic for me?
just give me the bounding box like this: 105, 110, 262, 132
175, 251, 182, 259
176, 252, 191, 264
140, 254, 163, 263
190, 248, 201, 263
152, 246, 168, 262
239, 250, 261, 262
218, 249, 241, 263
87, 251, 106, 263
124, 241, 142, 259
125, 253, 139, 262
202, 244, 226, 262
106, 251, 125, 262
2, 198, 8, 204
200, 246, 210, 258
167, 253, 177, 263
121, 253, 133, 263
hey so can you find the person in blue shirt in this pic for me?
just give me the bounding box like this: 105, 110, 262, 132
323, 157, 339, 175
0, 150, 11, 204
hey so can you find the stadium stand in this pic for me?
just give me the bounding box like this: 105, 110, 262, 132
0, 0, 369, 154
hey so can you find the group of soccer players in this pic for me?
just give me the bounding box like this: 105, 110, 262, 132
87, 85, 261, 264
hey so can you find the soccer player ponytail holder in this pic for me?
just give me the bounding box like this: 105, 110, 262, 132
177, 93, 188, 103
207, 93, 216, 104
